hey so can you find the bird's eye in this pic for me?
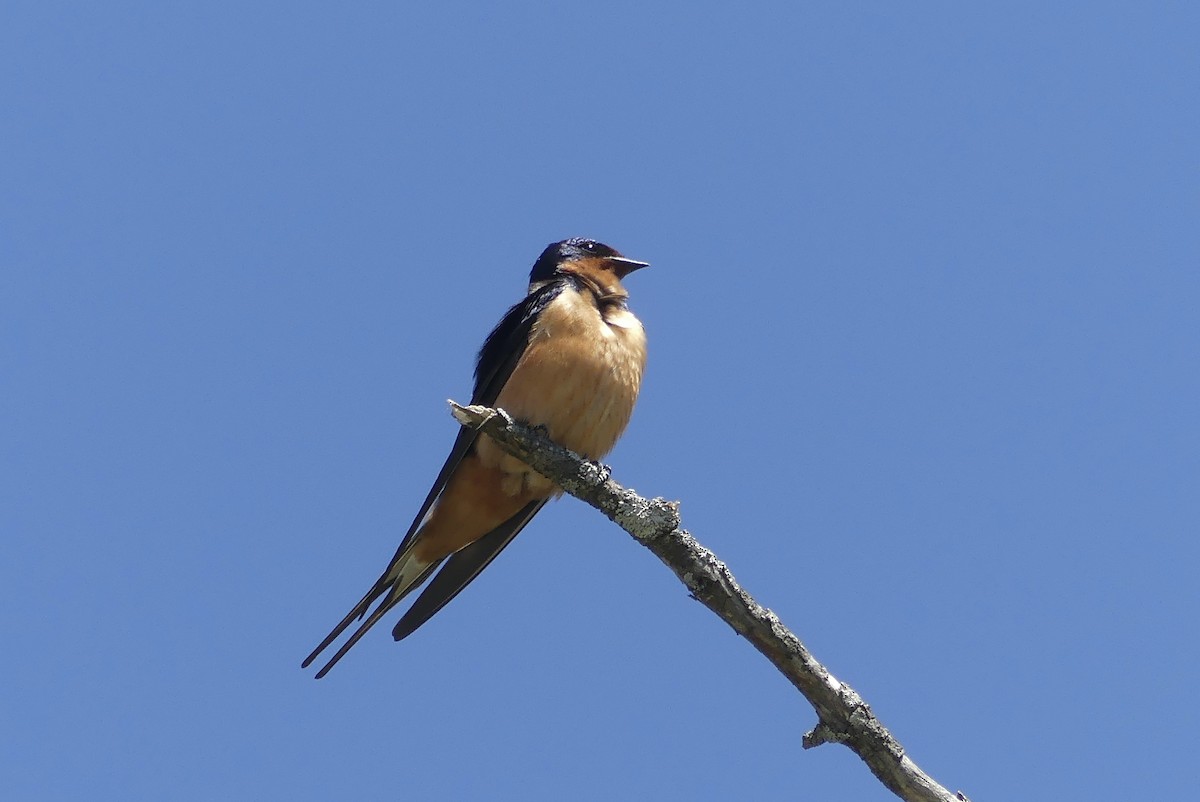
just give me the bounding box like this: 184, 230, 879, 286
582, 241, 598, 252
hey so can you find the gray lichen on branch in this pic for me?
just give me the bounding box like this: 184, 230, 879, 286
448, 400, 964, 802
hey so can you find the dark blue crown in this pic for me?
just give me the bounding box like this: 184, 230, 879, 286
529, 238, 619, 283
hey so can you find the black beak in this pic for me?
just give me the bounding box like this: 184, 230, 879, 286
608, 256, 650, 278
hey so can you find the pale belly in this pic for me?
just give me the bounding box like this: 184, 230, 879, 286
476, 287, 646, 496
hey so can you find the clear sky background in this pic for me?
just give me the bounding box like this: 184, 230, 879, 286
3, 4, 1196, 800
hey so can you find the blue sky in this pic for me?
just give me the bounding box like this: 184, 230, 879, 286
4, 3, 1197, 800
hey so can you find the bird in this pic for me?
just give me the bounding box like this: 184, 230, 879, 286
302, 237, 648, 678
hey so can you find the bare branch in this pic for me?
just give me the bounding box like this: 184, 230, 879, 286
450, 401, 965, 802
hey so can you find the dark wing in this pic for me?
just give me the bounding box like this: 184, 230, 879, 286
382, 282, 568, 642
472, 279, 565, 405
391, 498, 548, 642
303, 280, 565, 673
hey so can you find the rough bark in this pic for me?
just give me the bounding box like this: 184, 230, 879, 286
450, 401, 969, 802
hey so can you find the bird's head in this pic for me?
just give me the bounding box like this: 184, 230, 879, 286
528, 238, 649, 289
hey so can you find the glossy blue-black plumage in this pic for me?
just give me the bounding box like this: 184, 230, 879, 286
473, 280, 567, 406
528, 238, 620, 285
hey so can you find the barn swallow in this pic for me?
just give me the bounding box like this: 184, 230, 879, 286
303, 238, 648, 678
